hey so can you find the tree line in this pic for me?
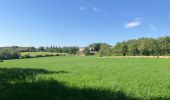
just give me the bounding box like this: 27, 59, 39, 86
0, 46, 79, 54
0, 46, 79, 60
86, 36, 170, 56
0, 36, 170, 60
112, 36, 170, 56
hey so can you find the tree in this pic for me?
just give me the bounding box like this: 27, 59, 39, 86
113, 41, 128, 56
158, 36, 170, 55
127, 39, 139, 56
68, 47, 79, 54
137, 38, 157, 56
83, 47, 91, 56
89, 43, 105, 52
112, 42, 122, 55
120, 41, 128, 56
0, 51, 20, 60
112, 37, 166, 56
38, 46, 45, 52
28, 47, 36, 52
99, 44, 112, 57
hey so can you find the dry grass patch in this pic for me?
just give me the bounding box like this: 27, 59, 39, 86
100, 56, 170, 59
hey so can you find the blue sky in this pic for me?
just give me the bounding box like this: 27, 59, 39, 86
0, 0, 170, 47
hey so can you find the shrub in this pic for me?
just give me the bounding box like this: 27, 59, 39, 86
83, 47, 91, 56
35, 55, 43, 57
55, 54, 60, 56
0, 51, 20, 60
90, 53, 95, 55
11, 52, 21, 59
99, 44, 112, 57
21, 54, 32, 58
45, 54, 54, 57
68, 47, 79, 54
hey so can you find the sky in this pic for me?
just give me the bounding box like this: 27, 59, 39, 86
0, 0, 170, 47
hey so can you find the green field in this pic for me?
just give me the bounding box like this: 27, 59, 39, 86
0, 56, 170, 100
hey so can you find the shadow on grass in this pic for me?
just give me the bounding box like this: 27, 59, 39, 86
0, 68, 68, 82
0, 68, 169, 100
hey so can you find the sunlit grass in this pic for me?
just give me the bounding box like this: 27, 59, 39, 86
0, 56, 170, 100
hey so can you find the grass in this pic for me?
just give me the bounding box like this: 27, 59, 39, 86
0, 56, 170, 100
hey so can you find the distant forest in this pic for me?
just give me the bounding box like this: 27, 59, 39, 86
112, 36, 170, 56
0, 36, 170, 60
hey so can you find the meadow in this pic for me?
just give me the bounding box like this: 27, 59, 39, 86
0, 56, 170, 100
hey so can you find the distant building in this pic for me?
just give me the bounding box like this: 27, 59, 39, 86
78, 47, 85, 56
78, 47, 97, 55
79, 47, 85, 52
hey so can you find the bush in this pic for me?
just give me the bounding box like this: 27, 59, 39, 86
35, 55, 43, 57
0, 51, 20, 60
83, 47, 91, 56
90, 53, 95, 55
45, 54, 54, 57
55, 54, 67, 56
11, 52, 21, 59
21, 54, 32, 58
99, 44, 112, 57
68, 47, 79, 54
55, 54, 60, 56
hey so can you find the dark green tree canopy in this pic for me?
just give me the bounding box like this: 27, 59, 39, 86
113, 36, 170, 56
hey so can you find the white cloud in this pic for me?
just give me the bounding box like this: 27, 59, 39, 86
79, 6, 86, 11
124, 18, 158, 32
92, 7, 102, 12
124, 18, 142, 28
